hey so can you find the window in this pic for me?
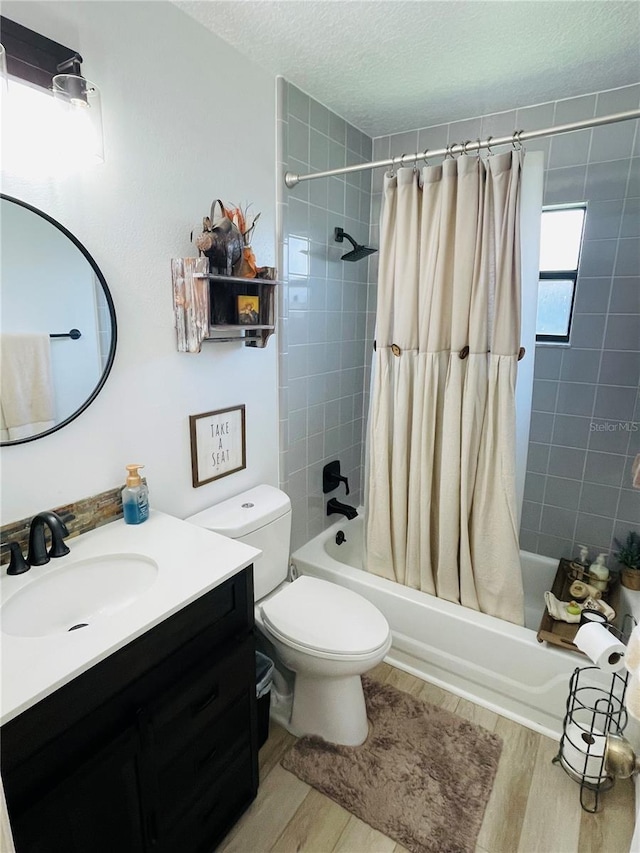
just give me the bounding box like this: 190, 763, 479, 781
536, 204, 586, 343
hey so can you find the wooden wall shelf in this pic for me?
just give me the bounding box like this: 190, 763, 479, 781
172, 259, 279, 351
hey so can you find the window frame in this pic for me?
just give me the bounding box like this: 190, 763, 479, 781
536, 203, 587, 345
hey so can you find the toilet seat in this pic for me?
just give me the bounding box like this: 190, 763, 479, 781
260, 576, 390, 658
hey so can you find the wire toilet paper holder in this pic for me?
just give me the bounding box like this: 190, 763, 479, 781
553, 619, 634, 812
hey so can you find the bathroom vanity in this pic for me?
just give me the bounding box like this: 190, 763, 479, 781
0, 512, 261, 853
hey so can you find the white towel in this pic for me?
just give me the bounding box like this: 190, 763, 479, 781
0, 334, 55, 440
625, 624, 640, 722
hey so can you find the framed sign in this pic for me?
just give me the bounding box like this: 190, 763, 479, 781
189, 405, 246, 487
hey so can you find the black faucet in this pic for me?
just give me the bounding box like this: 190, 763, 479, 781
327, 498, 358, 521
27, 511, 70, 567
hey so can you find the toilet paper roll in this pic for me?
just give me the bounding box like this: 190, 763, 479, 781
574, 622, 626, 672
560, 721, 608, 783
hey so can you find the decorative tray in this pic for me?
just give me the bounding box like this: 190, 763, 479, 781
536, 558, 620, 655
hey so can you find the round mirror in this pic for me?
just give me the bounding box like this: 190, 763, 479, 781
1, 194, 117, 445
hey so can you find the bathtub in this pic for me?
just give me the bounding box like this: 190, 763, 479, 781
291, 514, 606, 739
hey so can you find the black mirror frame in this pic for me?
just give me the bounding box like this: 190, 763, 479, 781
1, 194, 118, 446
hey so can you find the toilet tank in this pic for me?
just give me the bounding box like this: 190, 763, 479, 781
185, 485, 292, 601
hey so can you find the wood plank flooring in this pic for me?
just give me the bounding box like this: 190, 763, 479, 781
218, 662, 635, 853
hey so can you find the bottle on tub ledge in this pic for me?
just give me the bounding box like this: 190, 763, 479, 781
122, 464, 150, 525
569, 545, 590, 580
588, 553, 610, 593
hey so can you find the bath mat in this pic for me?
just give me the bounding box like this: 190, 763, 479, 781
281, 676, 502, 853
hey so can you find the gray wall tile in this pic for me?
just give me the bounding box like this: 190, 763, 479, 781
604, 314, 640, 350
580, 482, 620, 516
544, 476, 581, 509
609, 278, 640, 313
555, 382, 596, 416
599, 351, 640, 386
618, 489, 640, 524
574, 278, 612, 314
585, 159, 631, 202
541, 506, 577, 539
594, 386, 637, 421
614, 239, 640, 277
584, 451, 626, 487
532, 380, 558, 412
570, 314, 606, 350
549, 446, 586, 480
560, 349, 601, 383
574, 513, 616, 552
553, 414, 591, 449
583, 200, 624, 241
524, 472, 546, 502
530, 412, 554, 443
534, 346, 563, 379
281, 82, 373, 541
590, 121, 636, 164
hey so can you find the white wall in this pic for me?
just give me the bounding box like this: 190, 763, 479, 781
0, 1, 279, 523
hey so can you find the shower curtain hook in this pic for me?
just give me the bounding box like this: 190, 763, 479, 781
462, 140, 471, 156
512, 130, 523, 151
445, 143, 454, 160
386, 153, 400, 178
422, 148, 430, 167
486, 136, 494, 156
476, 138, 482, 160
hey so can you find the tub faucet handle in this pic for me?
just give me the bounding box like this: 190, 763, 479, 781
323, 460, 350, 495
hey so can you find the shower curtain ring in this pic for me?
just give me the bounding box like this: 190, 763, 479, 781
512, 130, 523, 151
476, 138, 482, 160
445, 144, 454, 160
462, 140, 471, 156
486, 136, 494, 156
422, 148, 430, 166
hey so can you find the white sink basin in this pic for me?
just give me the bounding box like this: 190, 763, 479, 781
1, 554, 159, 638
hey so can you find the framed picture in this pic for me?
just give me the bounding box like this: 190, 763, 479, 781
236, 294, 260, 325
189, 405, 246, 487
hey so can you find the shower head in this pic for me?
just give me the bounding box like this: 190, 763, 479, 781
334, 227, 377, 262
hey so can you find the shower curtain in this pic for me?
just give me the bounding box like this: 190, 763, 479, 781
366, 150, 525, 625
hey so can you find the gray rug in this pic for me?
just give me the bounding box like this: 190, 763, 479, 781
281, 676, 502, 853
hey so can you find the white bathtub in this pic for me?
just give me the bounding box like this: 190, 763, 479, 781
291, 514, 599, 739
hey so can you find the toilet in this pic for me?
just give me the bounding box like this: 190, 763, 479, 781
186, 484, 391, 746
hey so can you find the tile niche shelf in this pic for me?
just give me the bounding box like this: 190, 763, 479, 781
172, 257, 279, 351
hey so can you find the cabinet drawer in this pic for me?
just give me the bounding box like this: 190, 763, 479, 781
158, 745, 256, 853
156, 691, 251, 826
148, 635, 254, 764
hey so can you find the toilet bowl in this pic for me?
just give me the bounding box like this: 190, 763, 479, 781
186, 485, 391, 746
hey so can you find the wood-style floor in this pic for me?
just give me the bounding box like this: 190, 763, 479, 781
218, 662, 636, 853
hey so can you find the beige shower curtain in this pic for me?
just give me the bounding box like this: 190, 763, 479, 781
366, 151, 525, 625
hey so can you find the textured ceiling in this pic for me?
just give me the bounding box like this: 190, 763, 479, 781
175, 0, 640, 137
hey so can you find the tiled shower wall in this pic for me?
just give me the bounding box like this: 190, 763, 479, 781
278, 81, 373, 550
371, 84, 640, 563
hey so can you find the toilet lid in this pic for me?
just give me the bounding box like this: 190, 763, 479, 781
260, 576, 390, 655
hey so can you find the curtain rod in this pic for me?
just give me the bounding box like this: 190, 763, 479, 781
284, 109, 640, 188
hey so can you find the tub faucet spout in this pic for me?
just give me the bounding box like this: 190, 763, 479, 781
327, 498, 358, 521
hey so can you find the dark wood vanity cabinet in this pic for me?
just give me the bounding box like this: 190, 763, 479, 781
1, 567, 258, 853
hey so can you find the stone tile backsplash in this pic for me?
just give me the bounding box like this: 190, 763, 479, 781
0, 484, 125, 566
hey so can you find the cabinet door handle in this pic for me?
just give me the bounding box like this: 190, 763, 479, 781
192, 685, 219, 716
197, 744, 218, 772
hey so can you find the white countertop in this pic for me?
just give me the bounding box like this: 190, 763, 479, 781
0, 510, 260, 725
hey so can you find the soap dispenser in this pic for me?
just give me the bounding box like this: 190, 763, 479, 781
589, 553, 610, 592
122, 464, 149, 525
